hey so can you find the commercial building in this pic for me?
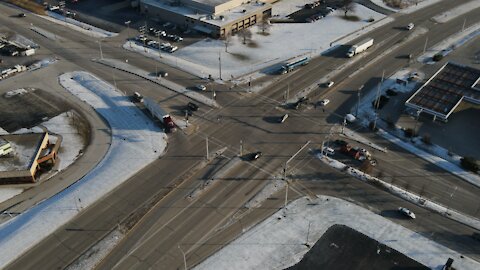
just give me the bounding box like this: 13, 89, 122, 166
0, 132, 60, 184
405, 62, 480, 121
140, 0, 273, 38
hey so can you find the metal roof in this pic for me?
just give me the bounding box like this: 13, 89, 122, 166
405, 62, 480, 120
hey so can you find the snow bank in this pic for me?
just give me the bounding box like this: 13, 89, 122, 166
0, 71, 167, 268
195, 196, 480, 270
39, 12, 117, 39
0, 188, 23, 204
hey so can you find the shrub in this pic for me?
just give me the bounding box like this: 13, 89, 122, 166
432, 53, 444, 62
461, 157, 479, 172
421, 134, 431, 145
404, 128, 415, 138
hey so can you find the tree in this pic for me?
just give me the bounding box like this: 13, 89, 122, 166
222, 32, 232, 53
461, 156, 479, 173
258, 17, 271, 35
238, 28, 252, 45
341, 0, 355, 17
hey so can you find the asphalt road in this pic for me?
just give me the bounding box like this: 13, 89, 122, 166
1, 0, 480, 269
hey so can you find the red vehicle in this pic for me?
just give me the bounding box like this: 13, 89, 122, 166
162, 115, 176, 132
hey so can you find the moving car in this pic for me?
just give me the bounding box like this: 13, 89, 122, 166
319, 99, 330, 106
17, 13, 26, 17
158, 71, 168, 77
398, 207, 416, 219
406, 23, 414, 30
249, 151, 262, 160
325, 81, 334, 88
187, 102, 199, 111
279, 113, 289, 123
195, 84, 207, 91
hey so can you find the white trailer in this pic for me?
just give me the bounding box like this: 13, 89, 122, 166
346, 38, 374, 57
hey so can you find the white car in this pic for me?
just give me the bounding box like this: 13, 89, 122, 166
322, 147, 335, 155
195, 84, 207, 91
398, 207, 416, 219
325, 81, 334, 88
406, 23, 414, 30
319, 99, 330, 106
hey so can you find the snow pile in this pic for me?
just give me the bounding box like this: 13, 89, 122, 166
126, 4, 384, 80
0, 188, 23, 204
0, 71, 167, 268
10, 34, 39, 49
28, 57, 59, 71
3, 88, 31, 98
39, 12, 118, 39
417, 23, 480, 64
195, 196, 480, 270
432, 1, 480, 23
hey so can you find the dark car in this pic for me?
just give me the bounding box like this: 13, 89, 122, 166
249, 151, 262, 160
187, 102, 199, 111
17, 13, 26, 18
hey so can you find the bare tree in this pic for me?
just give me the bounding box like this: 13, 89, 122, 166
341, 0, 355, 17
223, 32, 232, 53
258, 17, 271, 35
238, 28, 252, 44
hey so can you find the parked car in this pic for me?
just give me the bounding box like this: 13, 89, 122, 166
187, 102, 199, 111
406, 23, 414, 30
398, 207, 416, 219
132, 91, 143, 103
319, 99, 330, 106
195, 84, 207, 91
334, 139, 348, 146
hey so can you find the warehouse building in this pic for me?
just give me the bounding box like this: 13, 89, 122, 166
405, 62, 480, 121
0, 132, 60, 184
140, 0, 273, 38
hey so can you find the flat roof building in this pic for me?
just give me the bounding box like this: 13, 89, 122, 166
0, 132, 59, 185
405, 62, 480, 121
140, 0, 273, 38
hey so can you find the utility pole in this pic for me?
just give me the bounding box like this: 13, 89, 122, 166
206, 136, 209, 160
125, 20, 132, 48
284, 180, 289, 210
218, 51, 222, 80
373, 70, 385, 130
356, 85, 363, 117
98, 39, 103, 59
462, 18, 466, 32
423, 36, 428, 53
240, 140, 243, 156
413, 109, 422, 136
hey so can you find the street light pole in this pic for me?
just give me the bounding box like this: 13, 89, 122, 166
125, 20, 132, 48
98, 39, 103, 59
373, 70, 385, 130
206, 136, 209, 160
218, 51, 222, 80
423, 36, 428, 53
356, 84, 364, 117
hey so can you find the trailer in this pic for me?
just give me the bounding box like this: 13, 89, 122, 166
279, 57, 310, 74
346, 38, 374, 57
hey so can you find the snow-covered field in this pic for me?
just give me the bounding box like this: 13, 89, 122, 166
39, 12, 117, 39
195, 196, 480, 270
0, 71, 167, 268
432, 1, 480, 23
128, 4, 384, 80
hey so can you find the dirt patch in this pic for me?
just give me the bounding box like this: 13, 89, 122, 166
286, 224, 429, 270
7, 0, 46, 15
0, 88, 71, 132
247, 41, 260, 48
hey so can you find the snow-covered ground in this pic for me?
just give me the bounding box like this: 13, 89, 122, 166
432, 1, 480, 23
370, 0, 443, 14
195, 196, 480, 270
38, 12, 117, 39
417, 23, 480, 64
0, 188, 24, 204
0, 71, 167, 268
127, 4, 384, 80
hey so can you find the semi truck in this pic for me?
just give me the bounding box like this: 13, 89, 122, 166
346, 38, 374, 58
279, 57, 310, 74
